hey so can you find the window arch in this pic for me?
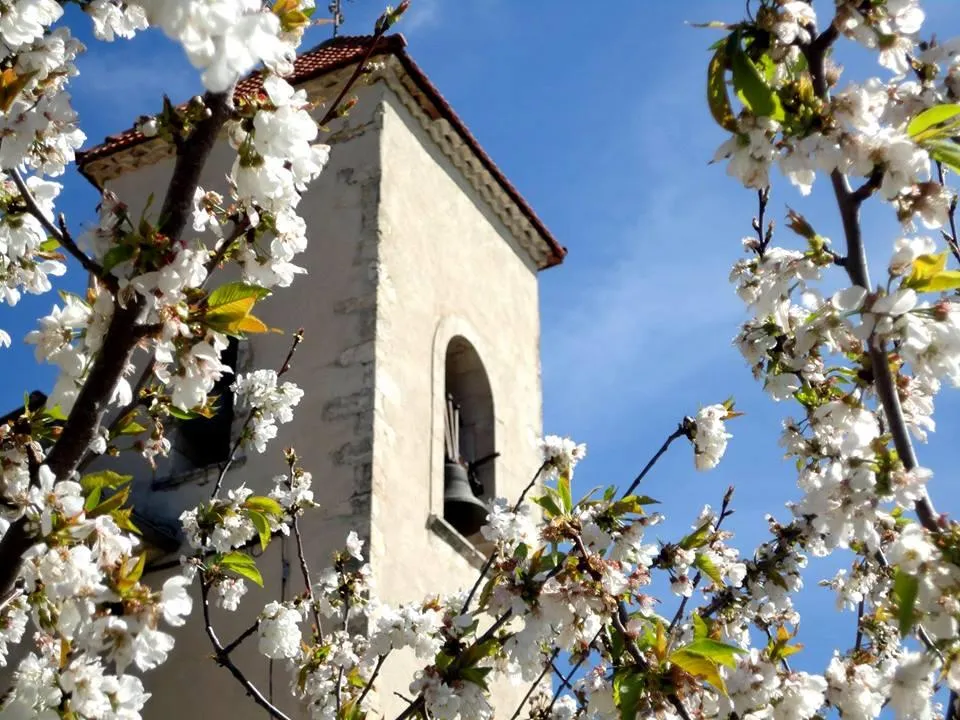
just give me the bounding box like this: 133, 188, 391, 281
444, 336, 496, 504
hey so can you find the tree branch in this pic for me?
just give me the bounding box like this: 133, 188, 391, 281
356, 653, 389, 709
461, 462, 546, 615
201, 579, 293, 720
0, 91, 235, 599
937, 162, 960, 266
292, 513, 323, 638
7, 169, 116, 292
623, 423, 687, 498
800, 25, 942, 532
221, 618, 261, 656
510, 649, 559, 720
211, 329, 303, 498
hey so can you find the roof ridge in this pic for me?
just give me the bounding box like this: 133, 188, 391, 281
75, 34, 566, 267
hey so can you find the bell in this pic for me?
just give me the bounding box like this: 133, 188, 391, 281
443, 461, 489, 537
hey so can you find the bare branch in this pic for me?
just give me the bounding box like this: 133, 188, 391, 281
7, 169, 116, 291
936, 162, 960, 266
212, 329, 304, 498
201, 579, 293, 720
623, 423, 688, 498
461, 462, 546, 615
510, 649, 559, 720
355, 653, 389, 709
221, 618, 261, 656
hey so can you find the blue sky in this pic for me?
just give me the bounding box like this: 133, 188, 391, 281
4, 0, 960, 682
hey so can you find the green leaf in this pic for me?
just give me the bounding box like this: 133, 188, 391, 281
476, 575, 497, 610
84, 486, 102, 513
243, 495, 284, 518
531, 494, 562, 518
459, 638, 500, 669
205, 282, 272, 336
167, 405, 208, 421
557, 473, 573, 513
207, 282, 270, 309
677, 638, 746, 669
707, 45, 737, 131
679, 520, 713, 550
80, 470, 132, 494
111, 507, 141, 534
903, 252, 960, 292
730, 44, 784, 120
669, 649, 728, 695
918, 269, 960, 292
102, 244, 135, 272
695, 553, 725, 587
219, 551, 264, 587
118, 553, 146, 591
39, 237, 60, 253
459, 666, 492, 691
924, 138, 960, 175
894, 569, 919, 636
116, 420, 147, 436
610, 495, 660, 517
434, 651, 454, 671
692, 612, 709, 640
613, 667, 645, 720
246, 509, 272, 552
43, 405, 68, 421
908, 103, 960, 142
87, 486, 131, 519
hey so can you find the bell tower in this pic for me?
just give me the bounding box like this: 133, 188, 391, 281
76, 34, 565, 719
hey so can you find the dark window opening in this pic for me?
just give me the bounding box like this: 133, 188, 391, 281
174, 337, 239, 469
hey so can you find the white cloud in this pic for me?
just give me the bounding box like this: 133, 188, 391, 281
540, 55, 752, 429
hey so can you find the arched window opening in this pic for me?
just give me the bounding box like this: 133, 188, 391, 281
443, 336, 496, 538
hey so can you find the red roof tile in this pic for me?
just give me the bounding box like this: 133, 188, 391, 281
77, 34, 565, 267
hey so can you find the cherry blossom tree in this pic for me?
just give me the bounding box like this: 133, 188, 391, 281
0, 1, 957, 719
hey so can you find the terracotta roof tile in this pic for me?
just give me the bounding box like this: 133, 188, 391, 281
76, 34, 565, 267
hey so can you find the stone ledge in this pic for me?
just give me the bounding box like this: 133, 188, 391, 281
426, 514, 486, 570
151, 455, 247, 492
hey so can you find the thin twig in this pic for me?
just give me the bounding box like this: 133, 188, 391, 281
510, 649, 559, 720
222, 619, 261, 656
667, 488, 735, 639
204, 219, 251, 276
318, 30, 393, 128
211, 330, 303, 498
77, 356, 158, 474
461, 462, 546, 615
623, 425, 687, 498
201, 580, 293, 720
547, 640, 595, 713
551, 660, 575, 692
356, 653, 389, 709
937, 162, 960, 266
293, 514, 322, 636
7, 169, 116, 291
854, 598, 865, 652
